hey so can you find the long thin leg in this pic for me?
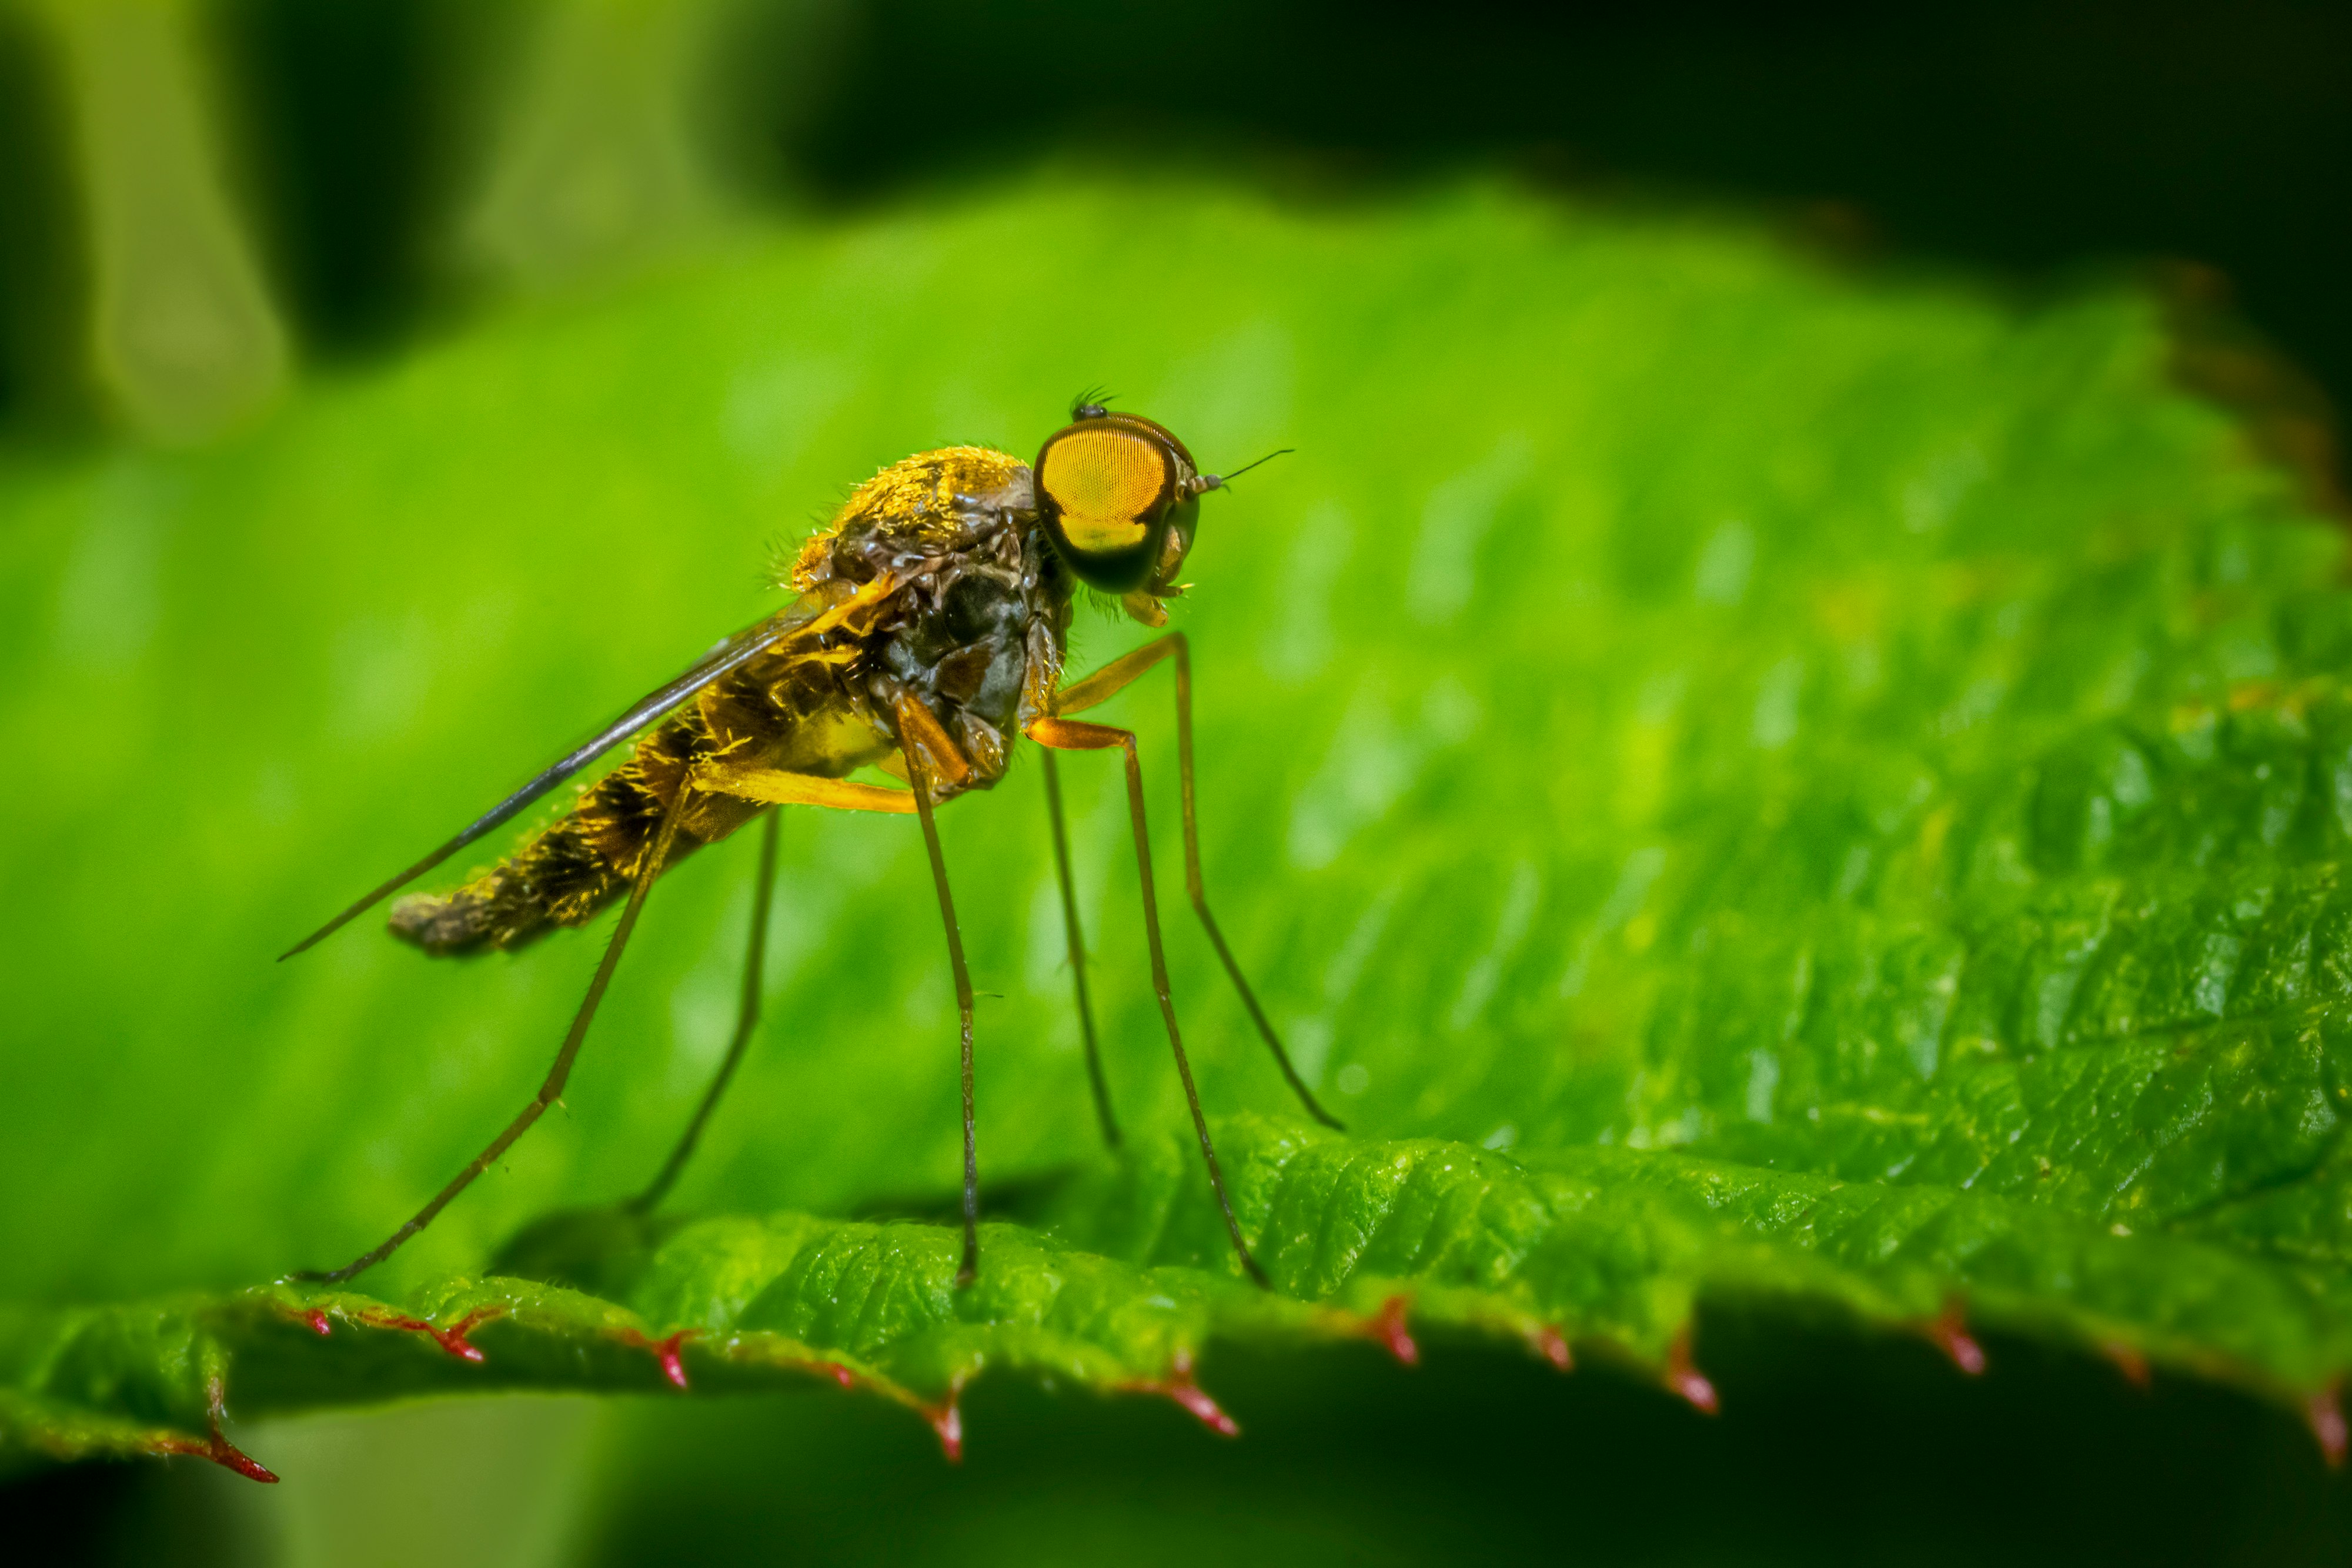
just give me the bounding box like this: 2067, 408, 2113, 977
630, 805, 781, 1213
662, 749, 981, 1266
293, 790, 691, 1283
897, 698, 983, 1288
1043, 751, 1120, 1147
1055, 633, 1344, 1130
1026, 716, 1271, 1288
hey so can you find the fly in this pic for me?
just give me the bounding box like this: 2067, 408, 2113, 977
279, 402, 1340, 1289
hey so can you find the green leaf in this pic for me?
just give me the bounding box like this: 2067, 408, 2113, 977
6, 176, 2350, 1476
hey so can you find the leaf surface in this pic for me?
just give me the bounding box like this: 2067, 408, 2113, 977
4, 178, 2349, 1472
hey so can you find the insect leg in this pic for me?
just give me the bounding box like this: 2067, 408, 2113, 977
1025, 715, 1271, 1289
690, 758, 916, 813
292, 788, 691, 1283
1042, 750, 1120, 1147
676, 756, 976, 1262
1054, 633, 1344, 1131
893, 697, 983, 1288
630, 806, 780, 1213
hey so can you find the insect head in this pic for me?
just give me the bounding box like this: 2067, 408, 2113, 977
1034, 407, 1223, 596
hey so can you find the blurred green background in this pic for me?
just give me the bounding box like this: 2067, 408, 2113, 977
2, 0, 2350, 447
6, 1, 2351, 1562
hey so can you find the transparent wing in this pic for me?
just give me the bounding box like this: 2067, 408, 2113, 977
279, 594, 837, 960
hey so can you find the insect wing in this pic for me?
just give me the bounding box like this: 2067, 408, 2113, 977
279, 594, 833, 959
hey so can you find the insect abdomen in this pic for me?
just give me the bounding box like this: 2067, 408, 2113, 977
387, 711, 718, 954
390, 651, 883, 955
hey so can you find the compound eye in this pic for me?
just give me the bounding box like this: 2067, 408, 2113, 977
1038, 424, 1172, 557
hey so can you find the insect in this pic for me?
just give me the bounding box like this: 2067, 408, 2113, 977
280, 402, 1341, 1289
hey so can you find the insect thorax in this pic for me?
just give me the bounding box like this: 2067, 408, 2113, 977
790, 446, 1073, 790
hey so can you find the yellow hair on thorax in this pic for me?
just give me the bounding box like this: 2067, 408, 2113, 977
789, 446, 1028, 590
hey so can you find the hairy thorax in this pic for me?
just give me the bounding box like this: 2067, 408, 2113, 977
781, 445, 1071, 798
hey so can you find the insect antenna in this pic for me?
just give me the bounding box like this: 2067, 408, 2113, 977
1197, 448, 1294, 492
